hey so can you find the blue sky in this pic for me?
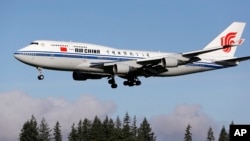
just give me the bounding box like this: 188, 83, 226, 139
1, 1, 250, 141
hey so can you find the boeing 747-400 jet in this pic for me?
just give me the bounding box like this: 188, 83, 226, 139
14, 22, 250, 88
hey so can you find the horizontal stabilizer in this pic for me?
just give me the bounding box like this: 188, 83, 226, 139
214, 56, 250, 66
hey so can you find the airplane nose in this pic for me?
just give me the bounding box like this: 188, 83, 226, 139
13, 51, 22, 61
14, 51, 18, 59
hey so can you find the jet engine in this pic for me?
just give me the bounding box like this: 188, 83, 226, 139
113, 64, 134, 74
72, 71, 104, 81
159, 57, 178, 68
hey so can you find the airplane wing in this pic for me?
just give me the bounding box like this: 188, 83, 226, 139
90, 39, 245, 77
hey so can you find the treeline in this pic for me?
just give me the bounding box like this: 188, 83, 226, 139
19, 113, 232, 141
184, 123, 232, 141
19, 113, 156, 141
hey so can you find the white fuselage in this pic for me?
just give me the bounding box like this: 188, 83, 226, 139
14, 40, 226, 77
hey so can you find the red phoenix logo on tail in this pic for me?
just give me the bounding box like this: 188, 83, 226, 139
220, 32, 237, 53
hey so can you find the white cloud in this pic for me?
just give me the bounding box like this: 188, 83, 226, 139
150, 104, 219, 141
0, 91, 221, 141
0, 91, 116, 141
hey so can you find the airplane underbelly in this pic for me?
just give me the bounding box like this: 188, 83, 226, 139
159, 65, 213, 76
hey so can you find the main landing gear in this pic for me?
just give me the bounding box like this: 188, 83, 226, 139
123, 78, 141, 87
37, 67, 44, 80
107, 76, 141, 89
108, 76, 118, 89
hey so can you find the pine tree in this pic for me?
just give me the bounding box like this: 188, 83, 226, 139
103, 116, 114, 140
184, 124, 192, 141
108, 118, 116, 140
131, 116, 137, 140
90, 116, 104, 140
206, 127, 215, 141
53, 121, 62, 141
68, 123, 78, 141
82, 118, 91, 141
38, 117, 52, 141
122, 112, 132, 140
137, 118, 156, 141
114, 116, 122, 140
218, 126, 229, 141
19, 115, 39, 141
76, 120, 84, 141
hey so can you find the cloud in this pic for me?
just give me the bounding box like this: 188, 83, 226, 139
0, 91, 116, 141
150, 104, 219, 141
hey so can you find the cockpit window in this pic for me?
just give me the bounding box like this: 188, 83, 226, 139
30, 42, 39, 45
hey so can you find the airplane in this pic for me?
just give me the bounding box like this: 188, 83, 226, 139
14, 22, 250, 88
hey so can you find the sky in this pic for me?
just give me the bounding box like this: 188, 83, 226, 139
1, 0, 250, 141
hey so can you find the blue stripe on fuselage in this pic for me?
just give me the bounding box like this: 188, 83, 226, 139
14, 51, 143, 61
14, 51, 226, 69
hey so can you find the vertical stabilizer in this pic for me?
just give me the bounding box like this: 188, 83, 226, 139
200, 22, 246, 59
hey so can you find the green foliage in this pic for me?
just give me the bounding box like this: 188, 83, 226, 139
20, 113, 157, 141
206, 127, 215, 141
137, 118, 156, 141
53, 121, 62, 141
82, 118, 91, 140
66, 113, 156, 141
89, 116, 104, 140
122, 112, 133, 140
184, 124, 192, 141
19, 114, 236, 141
19, 115, 39, 141
38, 118, 51, 141
218, 126, 229, 141
68, 123, 78, 141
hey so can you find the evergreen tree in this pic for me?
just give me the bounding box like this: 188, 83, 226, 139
53, 121, 62, 141
90, 116, 104, 140
206, 127, 215, 141
137, 118, 156, 141
38, 117, 52, 141
218, 126, 229, 141
68, 123, 78, 141
82, 118, 91, 141
184, 124, 192, 141
131, 115, 137, 140
114, 116, 122, 140
19, 115, 39, 141
108, 118, 116, 140
122, 112, 132, 140
76, 120, 84, 141
103, 116, 114, 140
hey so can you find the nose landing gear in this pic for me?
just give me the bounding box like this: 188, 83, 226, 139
37, 67, 44, 80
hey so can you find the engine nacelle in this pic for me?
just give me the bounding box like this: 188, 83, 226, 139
113, 64, 134, 74
72, 72, 103, 81
160, 57, 178, 68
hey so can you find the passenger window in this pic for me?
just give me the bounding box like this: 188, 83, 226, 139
123, 51, 127, 56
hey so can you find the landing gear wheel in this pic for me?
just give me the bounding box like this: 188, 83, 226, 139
123, 81, 129, 86
111, 83, 118, 89
38, 75, 44, 80
37, 67, 44, 80
108, 76, 118, 88
108, 79, 115, 84
135, 80, 141, 86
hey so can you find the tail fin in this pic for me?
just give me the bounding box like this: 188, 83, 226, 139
200, 22, 246, 59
